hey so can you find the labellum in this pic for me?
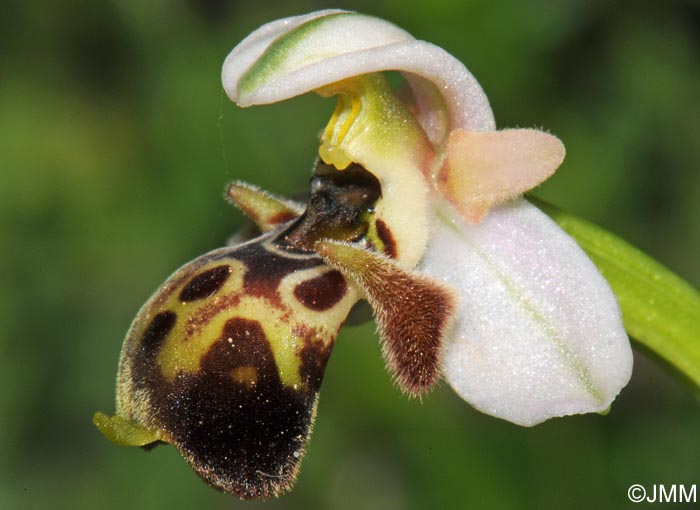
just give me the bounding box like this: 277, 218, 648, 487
94, 160, 454, 499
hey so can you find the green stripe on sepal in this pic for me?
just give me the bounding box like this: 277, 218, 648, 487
532, 197, 700, 393
238, 12, 353, 97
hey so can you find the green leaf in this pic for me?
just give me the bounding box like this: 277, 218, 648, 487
532, 197, 700, 393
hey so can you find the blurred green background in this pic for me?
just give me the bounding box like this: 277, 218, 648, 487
2, 0, 699, 509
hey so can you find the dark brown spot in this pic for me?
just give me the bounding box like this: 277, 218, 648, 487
140, 311, 176, 361
293, 270, 347, 311
375, 219, 397, 258
298, 332, 333, 391
128, 311, 177, 389
179, 265, 231, 302
204, 318, 277, 374
150, 250, 235, 306
144, 317, 330, 499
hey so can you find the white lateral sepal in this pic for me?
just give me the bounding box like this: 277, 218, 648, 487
420, 198, 633, 426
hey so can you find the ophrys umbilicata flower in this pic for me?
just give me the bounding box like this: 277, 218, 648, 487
94, 10, 633, 500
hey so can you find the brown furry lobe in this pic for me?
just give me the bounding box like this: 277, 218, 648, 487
317, 241, 456, 397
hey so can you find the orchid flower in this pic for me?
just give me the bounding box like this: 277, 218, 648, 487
222, 9, 633, 426
94, 9, 646, 501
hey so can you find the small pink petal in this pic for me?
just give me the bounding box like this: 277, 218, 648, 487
438, 129, 566, 222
